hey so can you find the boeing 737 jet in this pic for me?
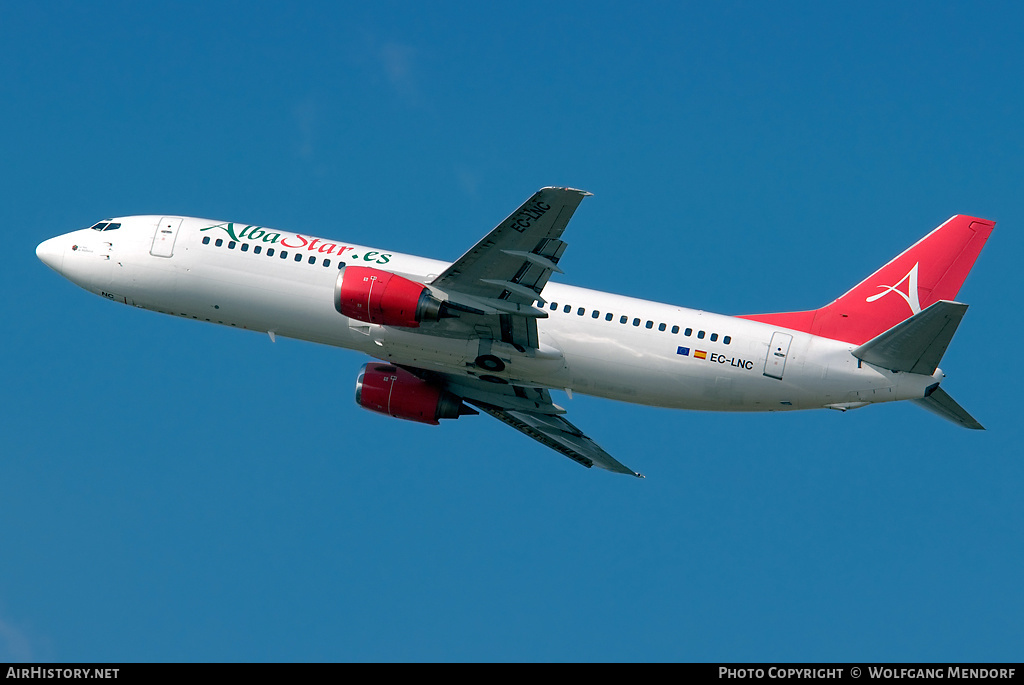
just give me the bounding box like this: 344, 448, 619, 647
36, 188, 994, 477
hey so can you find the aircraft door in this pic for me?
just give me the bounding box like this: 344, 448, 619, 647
764, 332, 793, 380
151, 217, 183, 257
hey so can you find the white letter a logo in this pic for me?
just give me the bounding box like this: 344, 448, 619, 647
866, 262, 922, 315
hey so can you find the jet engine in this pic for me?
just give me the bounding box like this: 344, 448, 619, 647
355, 363, 476, 425
335, 266, 447, 328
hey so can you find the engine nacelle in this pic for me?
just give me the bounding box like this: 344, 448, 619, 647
354, 363, 475, 425
335, 266, 444, 328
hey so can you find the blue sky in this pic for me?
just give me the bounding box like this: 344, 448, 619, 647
2, 1, 1022, 662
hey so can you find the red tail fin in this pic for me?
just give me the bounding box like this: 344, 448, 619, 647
738, 215, 995, 345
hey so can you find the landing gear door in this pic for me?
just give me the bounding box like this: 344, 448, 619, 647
764, 332, 793, 380
151, 217, 183, 257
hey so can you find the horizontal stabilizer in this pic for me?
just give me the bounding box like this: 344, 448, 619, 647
852, 300, 968, 375
912, 386, 984, 430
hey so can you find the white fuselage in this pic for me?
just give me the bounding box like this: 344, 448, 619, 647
37, 216, 940, 414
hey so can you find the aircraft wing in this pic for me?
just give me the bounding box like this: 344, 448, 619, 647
389, 188, 643, 476
473, 404, 644, 477
429, 187, 590, 350
405, 367, 644, 478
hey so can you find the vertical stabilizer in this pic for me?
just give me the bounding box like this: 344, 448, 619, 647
739, 215, 994, 344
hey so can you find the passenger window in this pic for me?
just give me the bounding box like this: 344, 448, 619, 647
309, 256, 316, 264
577, 307, 585, 316
671, 325, 679, 334
723, 336, 731, 345
295, 254, 302, 262
281, 251, 288, 259
215, 239, 223, 247
228, 241, 236, 249
564, 305, 571, 313
592, 310, 600, 319
697, 330, 705, 339
550, 302, 558, 311
267, 248, 275, 257
605, 313, 613, 321
710, 333, 718, 342
254, 245, 262, 254
658, 323, 666, 331
202, 236, 210, 245
645, 321, 653, 329
323, 259, 331, 267
241, 243, 249, 252
620, 315, 627, 324
685, 328, 692, 336
633, 318, 641, 326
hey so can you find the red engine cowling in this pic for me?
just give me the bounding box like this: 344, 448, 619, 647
355, 363, 475, 425
335, 266, 443, 327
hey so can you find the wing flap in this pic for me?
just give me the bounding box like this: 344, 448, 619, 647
443, 376, 565, 415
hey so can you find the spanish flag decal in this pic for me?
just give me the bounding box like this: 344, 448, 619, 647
694, 350, 707, 360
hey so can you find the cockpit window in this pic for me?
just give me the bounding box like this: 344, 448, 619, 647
89, 221, 120, 231
104, 222, 121, 231
90, 222, 109, 231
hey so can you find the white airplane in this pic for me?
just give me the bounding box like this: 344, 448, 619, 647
36, 188, 994, 477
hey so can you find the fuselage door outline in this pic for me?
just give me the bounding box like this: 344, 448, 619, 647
764, 331, 793, 380
151, 217, 183, 258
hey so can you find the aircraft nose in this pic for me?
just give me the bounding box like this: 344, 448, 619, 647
36, 236, 65, 274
